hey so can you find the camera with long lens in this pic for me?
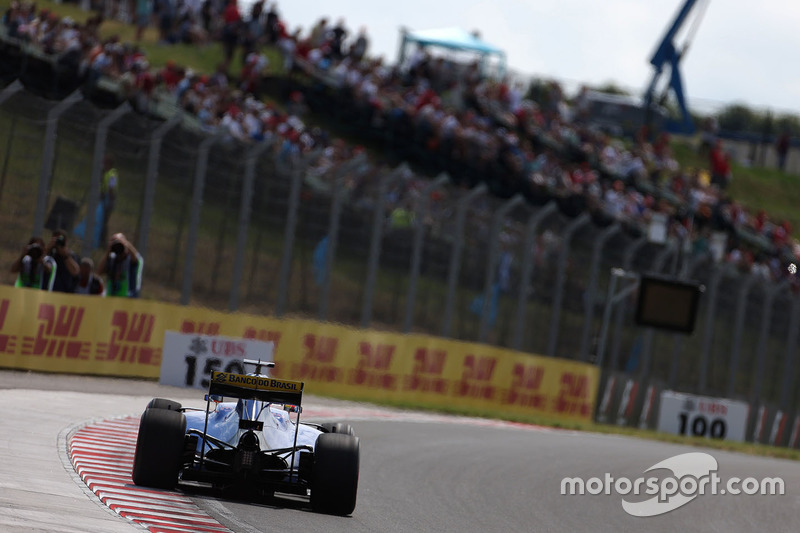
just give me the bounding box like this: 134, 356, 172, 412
110, 241, 125, 255
55, 235, 66, 247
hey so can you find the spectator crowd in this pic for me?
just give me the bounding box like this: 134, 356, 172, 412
3, 0, 799, 293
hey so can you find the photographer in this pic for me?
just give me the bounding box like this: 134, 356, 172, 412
11, 237, 56, 291
46, 229, 80, 293
74, 258, 105, 296
97, 233, 143, 298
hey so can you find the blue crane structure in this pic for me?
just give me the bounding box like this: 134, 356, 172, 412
644, 0, 709, 135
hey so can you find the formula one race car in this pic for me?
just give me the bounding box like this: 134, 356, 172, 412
131, 359, 360, 515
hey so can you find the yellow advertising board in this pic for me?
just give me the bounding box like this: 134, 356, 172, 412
0, 285, 598, 422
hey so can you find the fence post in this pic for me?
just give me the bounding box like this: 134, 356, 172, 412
33, 89, 82, 234
360, 164, 407, 328
546, 212, 590, 358
595, 268, 641, 371
639, 241, 677, 379
726, 274, 758, 397
275, 157, 306, 317
779, 294, 800, 410
751, 280, 789, 405
0, 82, 23, 209
403, 173, 450, 333
180, 134, 220, 305
579, 223, 620, 361
698, 266, 723, 394
137, 115, 179, 260
441, 183, 487, 338
84, 102, 131, 253
319, 156, 366, 320
478, 194, 525, 342
609, 237, 648, 371
228, 140, 272, 311
512, 201, 557, 351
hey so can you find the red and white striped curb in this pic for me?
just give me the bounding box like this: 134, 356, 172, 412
68, 406, 560, 531
68, 417, 231, 533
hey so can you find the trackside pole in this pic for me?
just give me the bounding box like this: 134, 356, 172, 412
512, 201, 557, 351
697, 266, 722, 394
275, 157, 306, 317
578, 223, 620, 361
779, 295, 800, 410
34, 89, 82, 234
546, 212, 590, 357
479, 194, 525, 342
137, 115, 179, 260
181, 134, 222, 305
403, 173, 449, 333
727, 275, 757, 397
595, 268, 640, 371
609, 238, 647, 370
441, 183, 487, 338
361, 165, 407, 328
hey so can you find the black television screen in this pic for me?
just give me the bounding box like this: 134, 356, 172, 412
635, 275, 703, 334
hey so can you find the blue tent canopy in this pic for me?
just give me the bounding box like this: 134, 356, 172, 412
398, 27, 507, 76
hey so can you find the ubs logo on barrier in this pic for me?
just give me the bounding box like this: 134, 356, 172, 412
504, 363, 546, 408
0, 299, 16, 354
21, 304, 89, 359
96, 311, 160, 365
348, 341, 397, 390
403, 348, 449, 394
291, 334, 342, 383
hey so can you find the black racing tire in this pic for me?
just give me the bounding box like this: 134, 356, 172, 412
320, 422, 355, 436
311, 433, 360, 515
147, 398, 182, 411
132, 407, 186, 489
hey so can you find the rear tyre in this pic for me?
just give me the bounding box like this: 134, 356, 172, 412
132, 407, 186, 489
320, 422, 355, 436
147, 398, 182, 411
311, 433, 360, 515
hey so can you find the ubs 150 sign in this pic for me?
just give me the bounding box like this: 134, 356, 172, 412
160, 331, 274, 389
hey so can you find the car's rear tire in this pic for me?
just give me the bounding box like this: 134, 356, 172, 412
147, 398, 182, 411
311, 433, 360, 515
132, 407, 186, 489
320, 422, 355, 436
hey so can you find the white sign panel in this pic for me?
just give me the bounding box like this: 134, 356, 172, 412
160, 331, 274, 390
657, 391, 749, 442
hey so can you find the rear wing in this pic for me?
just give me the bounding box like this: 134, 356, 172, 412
208, 371, 304, 405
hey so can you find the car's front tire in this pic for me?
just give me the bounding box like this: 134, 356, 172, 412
311, 433, 360, 515
131, 407, 186, 489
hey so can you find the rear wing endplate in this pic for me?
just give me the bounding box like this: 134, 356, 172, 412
208, 371, 304, 405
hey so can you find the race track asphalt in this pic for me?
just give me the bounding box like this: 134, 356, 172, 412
1, 370, 798, 533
